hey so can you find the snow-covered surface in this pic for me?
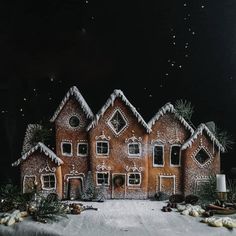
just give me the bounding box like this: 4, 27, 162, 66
182, 123, 225, 152
87, 89, 151, 133
21, 124, 42, 155
12, 142, 63, 167
0, 200, 235, 236
148, 102, 194, 134
50, 86, 94, 122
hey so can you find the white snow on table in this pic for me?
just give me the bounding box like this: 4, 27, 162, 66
0, 200, 235, 236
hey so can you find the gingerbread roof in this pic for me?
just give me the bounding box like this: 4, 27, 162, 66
87, 89, 151, 133
181, 123, 225, 152
50, 86, 94, 122
12, 142, 63, 167
148, 102, 194, 134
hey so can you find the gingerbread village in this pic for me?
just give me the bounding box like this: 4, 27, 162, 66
12, 86, 225, 200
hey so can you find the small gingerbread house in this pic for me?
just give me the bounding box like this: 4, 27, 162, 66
12, 86, 225, 199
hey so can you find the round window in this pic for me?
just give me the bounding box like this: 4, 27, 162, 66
69, 116, 80, 127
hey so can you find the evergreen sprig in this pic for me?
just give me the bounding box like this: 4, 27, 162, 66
197, 175, 217, 204
32, 196, 67, 223
175, 99, 194, 121
214, 127, 234, 152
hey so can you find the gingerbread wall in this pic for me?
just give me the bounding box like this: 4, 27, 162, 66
148, 113, 192, 197
54, 98, 91, 198
89, 98, 149, 199
20, 151, 60, 196
182, 132, 220, 195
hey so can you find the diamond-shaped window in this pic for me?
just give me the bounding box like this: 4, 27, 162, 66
108, 110, 127, 134
195, 149, 210, 165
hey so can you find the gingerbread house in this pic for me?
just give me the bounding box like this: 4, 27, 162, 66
12, 86, 225, 199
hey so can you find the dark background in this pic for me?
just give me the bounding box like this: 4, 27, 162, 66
1, 0, 236, 184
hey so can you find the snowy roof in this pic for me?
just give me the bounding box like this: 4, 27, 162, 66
87, 89, 151, 133
148, 102, 194, 134
50, 86, 94, 122
12, 142, 63, 167
181, 123, 225, 152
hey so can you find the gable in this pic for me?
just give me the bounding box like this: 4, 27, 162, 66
181, 123, 225, 152
50, 86, 94, 123
12, 142, 63, 167
53, 97, 91, 130
87, 89, 151, 133
148, 103, 194, 135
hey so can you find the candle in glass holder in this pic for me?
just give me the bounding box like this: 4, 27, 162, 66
216, 174, 226, 192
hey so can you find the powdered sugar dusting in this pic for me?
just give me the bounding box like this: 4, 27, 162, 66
148, 102, 194, 134
12, 142, 63, 167
50, 86, 94, 122
182, 123, 225, 152
87, 89, 151, 133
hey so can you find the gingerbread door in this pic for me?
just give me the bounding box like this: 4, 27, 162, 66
67, 177, 83, 200
159, 175, 175, 195
112, 173, 126, 199
23, 176, 36, 193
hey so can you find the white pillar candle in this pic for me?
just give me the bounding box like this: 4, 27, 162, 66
216, 174, 226, 192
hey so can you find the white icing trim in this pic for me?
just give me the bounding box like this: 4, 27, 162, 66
128, 142, 141, 157
23, 175, 36, 194
127, 172, 141, 187
153, 144, 164, 167
50, 86, 94, 122
159, 175, 176, 194
67, 114, 82, 129
170, 144, 181, 167
148, 103, 194, 134
96, 141, 109, 157
95, 131, 111, 141
64, 173, 85, 181
107, 108, 128, 136
61, 141, 73, 157
77, 142, 88, 156
96, 161, 112, 171
12, 142, 63, 167
96, 171, 110, 186
39, 160, 56, 173
40, 173, 56, 191
192, 145, 213, 168
181, 123, 225, 152
125, 162, 144, 172
87, 89, 151, 133
125, 134, 142, 143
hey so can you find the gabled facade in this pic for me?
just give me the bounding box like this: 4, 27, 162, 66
12, 86, 225, 199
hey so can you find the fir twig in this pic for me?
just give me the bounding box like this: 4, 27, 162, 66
175, 99, 194, 122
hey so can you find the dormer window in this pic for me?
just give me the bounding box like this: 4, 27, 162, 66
108, 109, 127, 135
